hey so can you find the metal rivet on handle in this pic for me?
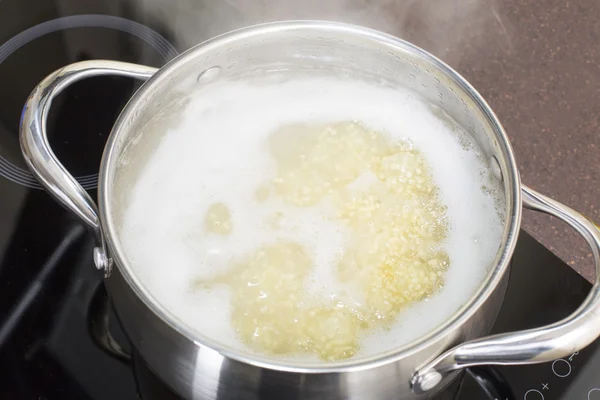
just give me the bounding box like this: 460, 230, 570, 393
411, 370, 443, 393
93, 247, 108, 270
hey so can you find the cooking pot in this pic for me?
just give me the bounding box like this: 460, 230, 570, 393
20, 21, 600, 399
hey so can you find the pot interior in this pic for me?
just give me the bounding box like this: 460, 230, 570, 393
101, 21, 520, 368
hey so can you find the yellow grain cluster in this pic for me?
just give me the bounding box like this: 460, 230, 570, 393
208, 242, 363, 360
197, 121, 449, 361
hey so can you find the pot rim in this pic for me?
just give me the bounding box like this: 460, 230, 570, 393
98, 20, 521, 373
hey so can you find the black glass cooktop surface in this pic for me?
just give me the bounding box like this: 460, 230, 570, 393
0, 2, 599, 400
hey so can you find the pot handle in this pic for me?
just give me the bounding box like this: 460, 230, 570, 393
20, 60, 158, 274
412, 184, 600, 393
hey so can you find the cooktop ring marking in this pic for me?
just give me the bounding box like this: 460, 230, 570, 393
0, 14, 178, 189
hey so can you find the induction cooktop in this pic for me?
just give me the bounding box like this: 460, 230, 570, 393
0, 3, 598, 399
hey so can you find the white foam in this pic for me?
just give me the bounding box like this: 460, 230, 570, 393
117, 75, 504, 362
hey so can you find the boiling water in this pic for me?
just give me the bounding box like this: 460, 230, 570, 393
117, 75, 504, 363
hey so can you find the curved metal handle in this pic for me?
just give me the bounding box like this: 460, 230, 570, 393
20, 60, 158, 273
412, 184, 600, 393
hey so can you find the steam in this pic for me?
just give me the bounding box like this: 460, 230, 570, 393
138, 0, 513, 66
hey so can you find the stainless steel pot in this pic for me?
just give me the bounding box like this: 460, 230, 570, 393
19, 21, 600, 400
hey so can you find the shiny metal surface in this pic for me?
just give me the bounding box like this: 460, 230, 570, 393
18, 21, 600, 399
411, 184, 600, 393
19, 60, 157, 275
106, 263, 508, 399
